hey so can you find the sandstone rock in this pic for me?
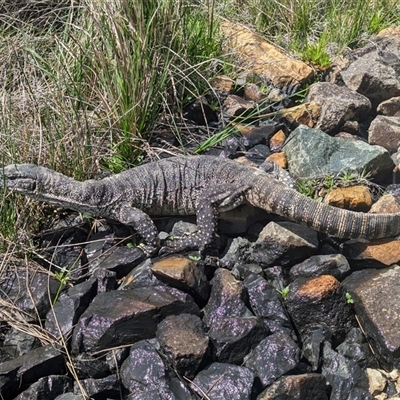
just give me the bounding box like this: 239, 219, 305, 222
235, 122, 278, 147
377, 97, 400, 116
366, 368, 387, 396
210, 75, 234, 92
223, 94, 254, 117
269, 129, 286, 152
307, 82, 371, 134
266, 152, 287, 168
278, 102, 321, 128
342, 239, 400, 267
244, 83, 266, 102
370, 194, 400, 214
221, 21, 314, 86
324, 186, 372, 212
369, 115, 400, 153
377, 26, 400, 37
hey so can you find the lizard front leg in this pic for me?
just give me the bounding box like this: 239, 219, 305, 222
113, 205, 159, 256
160, 184, 248, 254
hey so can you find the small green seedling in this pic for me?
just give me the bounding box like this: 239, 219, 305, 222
277, 285, 290, 300
345, 292, 354, 304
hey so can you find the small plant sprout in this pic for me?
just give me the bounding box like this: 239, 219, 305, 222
345, 292, 354, 304
277, 285, 290, 300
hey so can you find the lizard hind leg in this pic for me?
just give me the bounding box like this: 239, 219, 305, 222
159, 184, 248, 255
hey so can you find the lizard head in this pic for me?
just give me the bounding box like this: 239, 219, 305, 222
0, 164, 40, 194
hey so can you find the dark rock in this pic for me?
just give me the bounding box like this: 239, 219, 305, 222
156, 314, 209, 379
208, 316, 267, 364
0, 344, 64, 399
171, 220, 198, 238
301, 327, 331, 371
71, 354, 110, 379
248, 221, 319, 267
3, 329, 40, 358
237, 123, 278, 147
182, 97, 218, 125
290, 254, 351, 281
336, 328, 378, 369
244, 331, 300, 387
84, 230, 116, 271
202, 268, 252, 327
54, 394, 84, 400
119, 258, 163, 290
377, 96, 400, 116
71, 285, 199, 354
223, 94, 254, 117
285, 275, 354, 342
45, 277, 97, 339
244, 274, 293, 335
120, 339, 189, 399
368, 115, 400, 153
231, 263, 264, 281
105, 347, 130, 373
246, 144, 271, 164
93, 267, 117, 292
190, 362, 255, 400
283, 125, 394, 181
257, 373, 328, 400
307, 82, 371, 134
151, 256, 210, 303
95, 246, 146, 278
342, 265, 400, 369
220, 237, 252, 269
322, 342, 371, 400
73, 374, 124, 399
0, 259, 59, 321
14, 375, 72, 400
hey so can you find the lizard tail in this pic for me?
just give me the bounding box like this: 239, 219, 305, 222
248, 177, 400, 239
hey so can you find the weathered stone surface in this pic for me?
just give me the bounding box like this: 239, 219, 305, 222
257, 373, 328, 400
368, 115, 400, 153
286, 275, 354, 341
208, 316, 266, 364
221, 21, 314, 86
244, 83, 266, 102
307, 82, 371, 134
151, 256, 210, 302
366, 368, 387, 396
323, 186, 372, 212
245, 331, 300, 387
45, 277, 97, 339
342, 238, 400, 267
71, 286, 199, 354
266, 152, 287, 168
3, 329, 40, 358
191, 362, 255, 400
283, 125, 394, 180
269, 129, 287, 152
14, 375, 72, 400
343, 265, 400, 369
377, 96, 400, 116
370, 194, 400, 214
223, 94, 254, 117
156, 314, 209, 379
248, 221, 319, 267
210, 75, 234, 93
71, 354, 110, 379
322, 342, 371, 400
73, 374, 123, 399
244, 274, 293, 335
54, 394, 83, 400
290, 254, 351, 281
341, 39, 400, 106
0, 344, 65, 399
235, 123, 278, 147
278, 103, 321, 128
118, 258, 162, 290
203, 268, 252, 327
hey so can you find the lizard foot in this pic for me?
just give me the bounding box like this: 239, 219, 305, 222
137, 243, 158, 257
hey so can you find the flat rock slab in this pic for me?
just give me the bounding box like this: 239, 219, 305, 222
343, 265, 400, 368
71, 286, 200, 354
221, 21, 314, 86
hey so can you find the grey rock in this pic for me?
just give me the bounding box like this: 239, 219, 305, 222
283, 125, 394, 180
322, 342, 371, 400
220, 237, 252, 270
191, 362, 255, 400
54, 394, 84, 400
3, 329, 40, 358
14, 375, 72, 400
368, 115, 400, 153
71, 354, 110, 379
71, 286, 199, 354
244, 332, 300, 387
208, 316, 267, 364
119, 258, 163, 290
244, 274, 293, 335
105, 347, 130, 373
156, 314, 209, 379
341, 40, 400, 107
257, 373, 328, 400
248, 221, 319, 268
0, 344, 64, 399
307, 82, 371, 134
290, 254, 351, 281
342, 265, 400, 369
202, 268, 252, 327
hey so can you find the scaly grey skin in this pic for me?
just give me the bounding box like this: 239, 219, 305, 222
2, 155, 400, 255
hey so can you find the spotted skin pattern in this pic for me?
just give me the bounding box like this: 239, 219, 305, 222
2, 155, 400, 256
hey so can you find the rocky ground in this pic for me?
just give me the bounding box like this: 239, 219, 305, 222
2, 24, 400, 400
